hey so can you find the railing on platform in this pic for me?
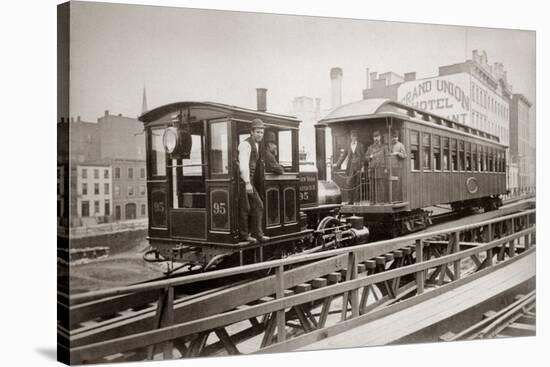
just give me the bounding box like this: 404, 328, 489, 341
66, 209, 536, 363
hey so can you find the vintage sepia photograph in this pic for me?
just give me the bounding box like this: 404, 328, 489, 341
55, 1, 538, 365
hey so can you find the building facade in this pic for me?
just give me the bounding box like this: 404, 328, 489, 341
362, 50, 534, 192
510, 93, 535, 193
63, 111, 148, 225
111, 159, 147, 221
75, 164, 113, 225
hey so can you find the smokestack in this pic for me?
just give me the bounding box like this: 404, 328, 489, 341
315, 98, 321, 113
315, 123, 327, 180
365, 68, 370, 89
330, 67, 343, 109
104, 110, 109, 117
256, 88, 267, 112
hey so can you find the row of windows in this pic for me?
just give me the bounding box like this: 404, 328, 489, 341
113, 184, 146, 197
409, 130, 506, 173
114, 167, 146, 180
81, 167, 146, 180
81, 168, 110, 179
471, 83, 509, 120
82, 183, 110, 196
81, 199, 111, 217
80, 200, 146, 218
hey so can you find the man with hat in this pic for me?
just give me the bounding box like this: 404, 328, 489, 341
389, 130, 407, 202
238, 118, 270, 243
390, 130, 407, 159
264, 131, 285, 175
333, 129, 364, 205
365, 130, 389, 203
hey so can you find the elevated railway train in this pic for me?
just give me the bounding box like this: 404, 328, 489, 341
138, 94, 506, 270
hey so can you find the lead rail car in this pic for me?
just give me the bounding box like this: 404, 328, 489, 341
138, 99, 364, 270
318, 99, 507, 237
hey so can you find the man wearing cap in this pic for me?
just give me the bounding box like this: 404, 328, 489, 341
390, 131, 407, 202
264, 131, 285, 175
390, 131, 407, 159
333, 130, 364, 205
365, 130, 389, 203
238, 119, 270, 243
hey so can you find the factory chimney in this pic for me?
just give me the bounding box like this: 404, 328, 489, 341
256, 88, 267, 112
330, 67, 343, 109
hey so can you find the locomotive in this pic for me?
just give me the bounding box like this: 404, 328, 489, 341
138, 92, 506, 270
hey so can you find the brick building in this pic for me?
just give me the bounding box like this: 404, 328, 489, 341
111, 159, 148, 220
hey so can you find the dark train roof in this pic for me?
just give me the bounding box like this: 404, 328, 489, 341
320, 99, 504, 146
139, 101, 300, 128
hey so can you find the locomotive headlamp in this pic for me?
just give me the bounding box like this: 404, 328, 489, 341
163, 127, 178, 154
162, 126, 192, 159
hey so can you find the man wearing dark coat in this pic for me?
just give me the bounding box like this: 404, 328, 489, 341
333, 130, 364, 204
365, 130, 389, 203
264, 131, 284, 175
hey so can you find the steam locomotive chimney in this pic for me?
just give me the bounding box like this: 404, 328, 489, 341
330, 67, 343, 109
315, 123, 327, 180
256, 88, 267, 112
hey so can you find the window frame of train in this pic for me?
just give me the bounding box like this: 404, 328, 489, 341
421, 132, 431, 171
410, 130, 420, 171
433, 134, 441, 171
442, 136, 450, 171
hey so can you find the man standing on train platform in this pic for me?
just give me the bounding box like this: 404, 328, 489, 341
365, 130, 389, 203
333, 129, 364, 205
264, 131, 285, 175
390, 131, 407, 159
389, 130, 407, 202
238, 118, 270, 244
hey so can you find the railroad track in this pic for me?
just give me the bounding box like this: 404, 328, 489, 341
64, 204, 535, 363
440, 290, 536, 341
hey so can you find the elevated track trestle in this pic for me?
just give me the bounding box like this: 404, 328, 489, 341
62, 208, 536, 364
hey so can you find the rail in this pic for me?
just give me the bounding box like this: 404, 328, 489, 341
66, 208, 535, 363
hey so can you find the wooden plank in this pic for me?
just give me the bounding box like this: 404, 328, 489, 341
312, 278, 328, 289
214, 328, 240, 355
275, 265, 286, 343
71, 240, 534, 362
327, 273, 342, 284
416, 239, 424, 294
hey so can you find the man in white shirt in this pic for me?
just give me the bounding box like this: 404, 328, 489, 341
238, 119, 270, 243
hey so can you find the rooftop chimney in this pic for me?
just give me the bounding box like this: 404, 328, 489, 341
404, 72, 416, 82
256, 88, 267, 112
365, 68, 370, 89
77, 115, 81, 122
330, 67, 343, 109
104, 110, 109, 117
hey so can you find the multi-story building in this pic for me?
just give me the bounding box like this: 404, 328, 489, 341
62, 110, 148, 225
510, 93, 534, 193
289, 96, 322, 163
98, 110, 146, 161
111, 159, 148, 221
362, 50, 534, 191
75, 163, 113, 225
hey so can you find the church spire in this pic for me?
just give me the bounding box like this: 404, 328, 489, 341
141, 85, 148, 114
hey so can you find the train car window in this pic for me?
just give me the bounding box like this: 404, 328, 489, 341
488, 148, 493, 172
210, 121, 229, 175
278, 130, 292, 168
502, 150, 506, 172
451, 139, 457, 171
150, 128, 167, 177
481, 146, 486, 172
433, 135, 441, 171
465, 142, 472, 171
473, 144, 478, 171
410, 131, 420, 171
458, 140, 464, 171
442, 137, 450, 171
422, 133, 431, 171
182, 134, 203, 176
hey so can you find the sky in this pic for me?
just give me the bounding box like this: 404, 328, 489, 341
68, 1, 536, 123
